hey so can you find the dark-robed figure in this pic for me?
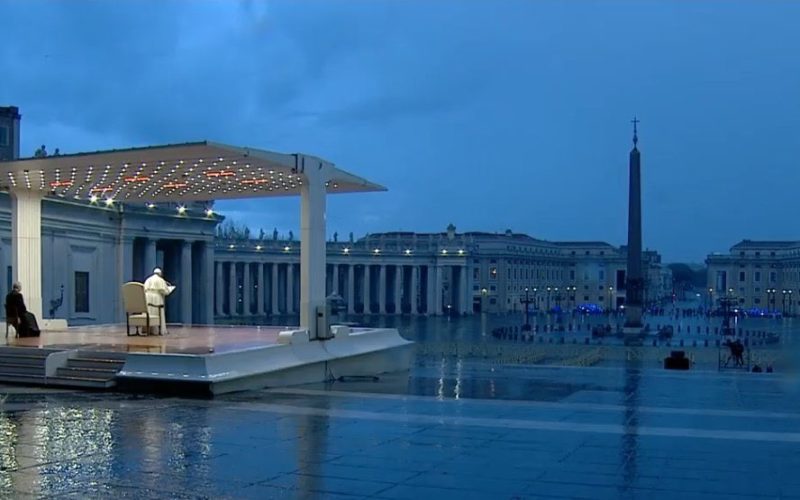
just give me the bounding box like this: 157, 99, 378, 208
5, 282, 40, 337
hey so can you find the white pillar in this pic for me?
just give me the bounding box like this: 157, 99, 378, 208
215, 261, 224, 316
332, 264, 340, 296
394, 265, 402, 314
459, 264, 468, 315
434, 265, 444, 315
10, 190, 43, 322
271, 263, 279, 314
378, 265, 387, 314
256, 262, 265, 315
180, 241, 192, 325
228, 262, 238, 316
286, 263, 294, 314
300, 171, 327, 340
242, 262, 251, 315
347, 264, 355, 314
410, 265, 419, 314
363, 265, 371, 314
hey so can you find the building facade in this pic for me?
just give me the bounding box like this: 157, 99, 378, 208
706, 240, 800, 314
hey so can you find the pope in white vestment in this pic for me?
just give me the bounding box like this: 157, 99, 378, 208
143, 268, 175, 335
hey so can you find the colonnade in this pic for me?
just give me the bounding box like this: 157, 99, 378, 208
213, 261, 472, 317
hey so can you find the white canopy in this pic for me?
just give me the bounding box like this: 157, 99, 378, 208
0, 141, 385, 202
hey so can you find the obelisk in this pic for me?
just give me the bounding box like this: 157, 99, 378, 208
624, 117, 644, 336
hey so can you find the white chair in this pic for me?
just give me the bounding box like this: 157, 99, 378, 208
122, 282, 163, 336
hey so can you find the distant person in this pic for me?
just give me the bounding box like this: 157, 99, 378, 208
4, 282, 40, 337
143, 268, 175, 335
34, 144, 47, 157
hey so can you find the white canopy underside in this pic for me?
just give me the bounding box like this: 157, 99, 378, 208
0, 141, 385, 202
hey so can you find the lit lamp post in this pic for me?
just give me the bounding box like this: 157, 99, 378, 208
546, 286, 552, 312
566, 285, 577, 311
481, 287, 488, 313
532, 287, 538, 313
520, 287, 534, 331
708, 287, 714, 311
767, 288, 777, 313
782, 289, 791, 316
554, 287, 561, 311
607, 286, 614, 313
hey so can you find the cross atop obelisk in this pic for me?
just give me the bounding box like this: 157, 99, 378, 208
624, 117, 645, 338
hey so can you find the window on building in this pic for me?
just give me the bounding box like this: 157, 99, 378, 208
584, 296, 589, 301
74, 271, 90, 313
755, 271, 761, 282
490, 285, 496, 291
490, 298, 496, 304
739, 271, 746, 282
755, 287, 761, 293
569, 270, 575, 280
0, 126, 8, 146
770, 271, 776, 283
754, 298, 761, 304
598, 296, 604, 302
599, 270, 605, 281
490, 267, 497, 279
473, 268, 479, 280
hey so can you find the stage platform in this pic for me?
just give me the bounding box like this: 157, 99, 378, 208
5, 324, 285, 354
0, 324, 413, 396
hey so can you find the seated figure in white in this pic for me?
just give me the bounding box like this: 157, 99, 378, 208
143, 267, 175, 335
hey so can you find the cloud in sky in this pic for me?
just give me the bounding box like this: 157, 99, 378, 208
1, 0, 799, 262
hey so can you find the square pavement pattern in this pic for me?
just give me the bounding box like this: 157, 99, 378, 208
1, 361, 800, 499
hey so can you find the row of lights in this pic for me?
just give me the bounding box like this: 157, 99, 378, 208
87, 195, 215, 217
221, 245, 467, 256
11, 154, 345, 201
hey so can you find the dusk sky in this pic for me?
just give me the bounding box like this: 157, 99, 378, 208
1, 0, 798, 263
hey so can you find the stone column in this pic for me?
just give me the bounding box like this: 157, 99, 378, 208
286, 263, 294, 314
228, 262, 238, 316
332, 264, 340, 296
434, 265, 444, 315
201, 242, 215, 325
459, 264, 468, 315
426, 266, 435, 315
215, 261, 224, 316
271, 263, 279, 314
180, 241, 192, 325
410, 265, 419, 314
347, 264, 355, 314
363, 265, 371, 314
394, 265, 402, 314
242, 262, 251, 315
256, 262, 265, 315
144, 238, 157, 278
378, 265, 387, 314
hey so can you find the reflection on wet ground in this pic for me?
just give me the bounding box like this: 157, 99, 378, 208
1, 313, 800, 498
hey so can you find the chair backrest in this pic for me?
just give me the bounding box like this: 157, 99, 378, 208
122, 282, 147, 314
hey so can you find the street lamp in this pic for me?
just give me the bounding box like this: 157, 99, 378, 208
532, 287, 538, 313
708, 287, 714, 311
520, 287, 533, 331
767, 288, 777, 313
480, 287, 488, 313
546, 286, 552, 312
782, 289, 788, 316
607, 286, 614, 312
554, 287, 561, 311
566, 285, 577, 311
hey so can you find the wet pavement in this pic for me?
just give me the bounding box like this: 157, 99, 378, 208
2, 354, 800, 499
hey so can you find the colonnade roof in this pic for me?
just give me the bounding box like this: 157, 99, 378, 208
0, 141, 385, 202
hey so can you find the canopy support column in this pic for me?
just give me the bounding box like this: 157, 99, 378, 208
11, 189, 43, 323
299, 157, 329, 341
